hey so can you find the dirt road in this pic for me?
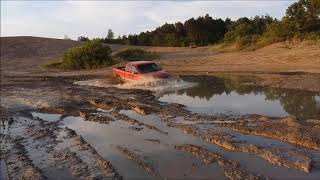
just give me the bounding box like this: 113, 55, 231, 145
1, 36, 320, 179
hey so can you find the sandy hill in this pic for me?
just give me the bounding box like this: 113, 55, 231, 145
1, 36, 319, 75
1, 36, 83, 73
161, 42, 320, 74
1, 36, 82, 61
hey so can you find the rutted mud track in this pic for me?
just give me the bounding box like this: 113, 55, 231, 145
1, 74, 320, 179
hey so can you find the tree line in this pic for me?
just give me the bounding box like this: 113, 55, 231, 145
78, 0, 319, 48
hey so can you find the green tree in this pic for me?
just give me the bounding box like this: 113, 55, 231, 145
283, 0, 320, 36
107, 29, 114, 40
103, 0, 319, 47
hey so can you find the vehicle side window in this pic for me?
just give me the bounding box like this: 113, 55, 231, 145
125, 64, 131, 72
151, 63, 160, 70
131, 66, 137, 74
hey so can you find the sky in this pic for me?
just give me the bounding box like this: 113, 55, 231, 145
1, 0, 295, 40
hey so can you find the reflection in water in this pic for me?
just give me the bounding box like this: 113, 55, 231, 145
159, 76, 320, 119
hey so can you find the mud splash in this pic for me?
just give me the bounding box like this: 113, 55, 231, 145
74, 77, 196, 95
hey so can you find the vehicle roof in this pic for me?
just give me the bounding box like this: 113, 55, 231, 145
128, 61, 155, 66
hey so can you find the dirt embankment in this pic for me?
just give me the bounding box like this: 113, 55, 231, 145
160, 42, 320, 74
0, 36, 82, 74
0, 36, 81, 61
158, 42, 320, 92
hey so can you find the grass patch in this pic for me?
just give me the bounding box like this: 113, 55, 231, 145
115, 48, 160, 61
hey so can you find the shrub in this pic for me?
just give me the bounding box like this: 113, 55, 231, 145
78, 36, 90, 42
60, 40, 112, 69
116, 48, 159, 61
232, 35, 259, 49
261, 22, 286, 41
304, 32, 320, 41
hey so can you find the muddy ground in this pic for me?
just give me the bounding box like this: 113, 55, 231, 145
1, 37, 320, 179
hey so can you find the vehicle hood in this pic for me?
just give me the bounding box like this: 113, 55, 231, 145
141, 71, 170, 79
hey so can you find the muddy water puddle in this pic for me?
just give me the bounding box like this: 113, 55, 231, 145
57, 110, 320, 179
31, 112, 61, 122
59, 75, 320, 178
74, 75, 320, 120
158, 76, 320, 120
4, 111, 319, 179
61, 113, 225, 179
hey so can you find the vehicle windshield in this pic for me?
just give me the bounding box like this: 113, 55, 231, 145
137, 63, 160, 74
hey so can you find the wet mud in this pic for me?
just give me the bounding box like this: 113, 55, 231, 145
115, 145, 159, 178
175, 144, 266, 180
169, 121, 313, 173
1, 74, 320, 179
217, 115, 320, 150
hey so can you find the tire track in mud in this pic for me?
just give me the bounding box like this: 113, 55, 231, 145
115, 145, 161, 179
216, 115, 320, 150
28, 101, 170, 178
111, 111, 168, 135
79, 103, 317, 178
155, 99, 319, 174
0, 134, 46, 180
47, 95, 319, 175
1, 110, 121, 179
175, 144, 266, 180
52, 104, 224, 179
56, 127, 120, 178
170, 122, 313, 173
3, 74, 319, 179
79, 99, 168, 134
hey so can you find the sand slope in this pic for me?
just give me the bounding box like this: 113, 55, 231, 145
1, 36, 319, 75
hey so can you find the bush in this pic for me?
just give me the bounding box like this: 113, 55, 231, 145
232, 35, 259, 49
116, 48, 159, 61
304, 32, 320, 41
60, 40, 112, 69
78, 36, 90, 42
